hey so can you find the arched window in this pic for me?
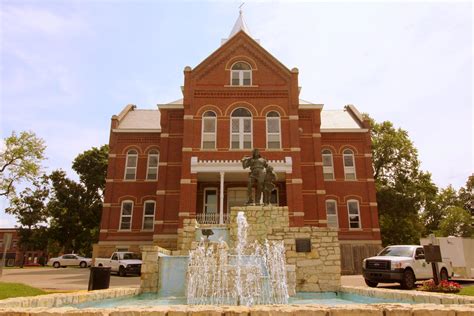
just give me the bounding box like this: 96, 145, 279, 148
142, 200, 156, 230
124, 149, 138, 180
325, 200, 338, 228
231, 62, 252, 86
266, 111, 281, 149
322, 149, 334, 180
343, 149, 356, 180
230, 108, 252, 149
119, 200, 133, 230
347, 199, 361, 229
202, 111, 217, 149
146, 150, 159, 180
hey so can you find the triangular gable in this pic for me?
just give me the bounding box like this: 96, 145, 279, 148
192, 30, 292, 81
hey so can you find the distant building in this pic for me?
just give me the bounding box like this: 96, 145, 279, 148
96, 12, 382, 274
0, 228, 45, 266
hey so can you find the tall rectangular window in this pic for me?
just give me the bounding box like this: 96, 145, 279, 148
322, 150, 334, 180
347, 200, 361, 229
202, 112, 217, 149
124, 150, 138, 180
119, 201, 133, 230
266, 112, 281, 149
343, 149, 356, 180
230, 108, 252, 149
142, 201, 155, 230
146, 150, 159, 180
325, 200, 338, 228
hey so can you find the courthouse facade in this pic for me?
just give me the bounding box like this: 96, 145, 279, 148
96, 14, 382, 273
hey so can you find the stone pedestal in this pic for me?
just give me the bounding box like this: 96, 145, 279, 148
229, 205, 341, 292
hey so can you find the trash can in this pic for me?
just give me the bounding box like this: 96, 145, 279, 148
88, 266, 111, 291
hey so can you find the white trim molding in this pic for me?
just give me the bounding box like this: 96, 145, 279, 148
288, 115, 299, 120
292, 212, 305, 217
178, 212, 190, 217
320, 128, 369, 133
182, 147, 192, 152
291, 178, 303, 184
369, 202, 378, 206
113, 129, 161, 133
290, 147, 301, 152
103, 203, 112, 207
156, 190, 166, 195
180, 179, 191, 184
312, 133, 321, 138
190, 156, 293, 174
317, 190, 326, 195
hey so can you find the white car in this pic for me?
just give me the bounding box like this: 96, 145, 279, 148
47, 254, 92, 268
362, 245, 453, 289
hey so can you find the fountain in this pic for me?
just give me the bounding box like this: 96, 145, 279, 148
186, 211, 288, 306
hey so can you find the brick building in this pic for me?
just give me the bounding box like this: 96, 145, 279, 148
0, 228, 46, 266
96, 13, 382, 274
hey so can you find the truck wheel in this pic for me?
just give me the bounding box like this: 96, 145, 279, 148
440, 268, 449, 281
400, 269, 416, 290
364, 279, 378, 288
53, 262, 60, 268
119, 266, 127, 277
79, 261, 87, 268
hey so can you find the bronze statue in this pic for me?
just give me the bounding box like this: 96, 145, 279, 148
241, 149, 267, 205
262, 165, 277, 205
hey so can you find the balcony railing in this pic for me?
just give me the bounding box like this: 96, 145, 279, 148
196, 212, 229, 225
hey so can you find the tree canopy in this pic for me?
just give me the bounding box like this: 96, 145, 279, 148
0, 131, 46, 197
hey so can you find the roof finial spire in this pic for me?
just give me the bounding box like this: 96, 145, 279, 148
239, 2, 245, 14
229, 3, 251, 38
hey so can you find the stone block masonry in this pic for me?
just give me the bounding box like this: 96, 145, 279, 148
229, 206, 341, 292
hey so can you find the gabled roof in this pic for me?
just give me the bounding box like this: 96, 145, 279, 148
114, 106, 161, 132
320, 109, 366, 132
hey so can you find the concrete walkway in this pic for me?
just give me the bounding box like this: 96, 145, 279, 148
0, 267, 140, 291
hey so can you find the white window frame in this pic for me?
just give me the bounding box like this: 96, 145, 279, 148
322, 149, 335, 180
203, 188, 218, 215
266, 112, 281, 149
146, 150, 159, 181
343, 149, 356, 180
201, 111, 217, 149
142, 200, 156, 231
230, 108, 252, 150
347, 199, 361, 229
325, 200, 339, 228
124, 150, 138, 180
230, 62, 252, 86
119, 200, 134, 231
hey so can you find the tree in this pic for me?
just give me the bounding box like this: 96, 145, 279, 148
72, 145, 108, 196
436, 206, 473, 237
367, 117, 438, 246
0, 131, 46, 197
5, 176, 49, 254
47, 146, 108, 256
458, 174, 473, 212
422, 185, 463, 235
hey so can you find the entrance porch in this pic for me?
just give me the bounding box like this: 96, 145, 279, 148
190, 157, 292, 224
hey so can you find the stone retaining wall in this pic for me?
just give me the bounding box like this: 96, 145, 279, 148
140, 245, 171, 292
229, 206, 341, 292
1, 303, 473, 315
341, 285, 474, 305
0, 288, 139, 310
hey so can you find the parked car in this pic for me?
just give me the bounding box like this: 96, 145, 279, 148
362, 245, 453, 289
94, 252, 142, 277
47, 254, 92, 268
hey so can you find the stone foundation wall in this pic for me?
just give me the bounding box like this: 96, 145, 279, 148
229, 206, 341, 292
140, 245, 171, 293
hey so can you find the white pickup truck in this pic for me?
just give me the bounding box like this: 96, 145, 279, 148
362, 245, 453, 289
94, 252, 142, 277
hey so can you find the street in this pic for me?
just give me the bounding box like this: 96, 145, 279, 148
0, 267, 140, 291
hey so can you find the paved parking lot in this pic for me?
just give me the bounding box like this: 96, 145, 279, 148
0, 267, 140, 291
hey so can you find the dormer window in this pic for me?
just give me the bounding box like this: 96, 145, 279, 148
231, 62, 252, 86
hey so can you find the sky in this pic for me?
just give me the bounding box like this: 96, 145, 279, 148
0, 0, 472, 227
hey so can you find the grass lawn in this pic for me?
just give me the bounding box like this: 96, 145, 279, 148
0, 282, 48, 300
458, 285, 474, 296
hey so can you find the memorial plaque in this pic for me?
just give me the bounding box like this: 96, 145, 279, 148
295, 239, 311, 253
423, 245, 442, 263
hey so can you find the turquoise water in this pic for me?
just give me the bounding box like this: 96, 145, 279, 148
72, 292, 407, 309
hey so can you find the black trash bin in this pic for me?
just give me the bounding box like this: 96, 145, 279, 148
88, 266, 111, 291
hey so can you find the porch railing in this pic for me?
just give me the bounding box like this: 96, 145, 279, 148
196, 212, 229, 224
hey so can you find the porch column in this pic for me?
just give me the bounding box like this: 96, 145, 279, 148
219, 172, 225, 224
